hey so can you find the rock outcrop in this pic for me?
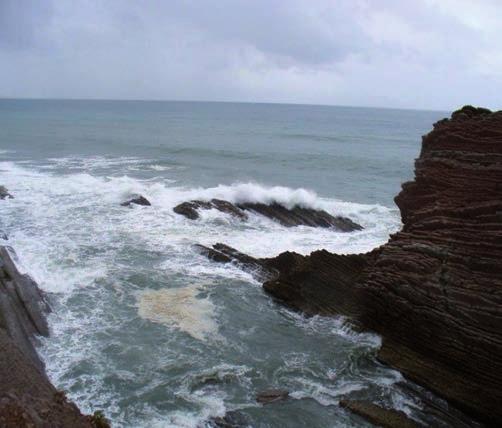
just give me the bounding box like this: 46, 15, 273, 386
0, 186, 13, 200
262, 106, 502, 425
339, 400, 419, 428
121, 195, 151, 207
0, 246, 101, 427
174, 199, 362, 230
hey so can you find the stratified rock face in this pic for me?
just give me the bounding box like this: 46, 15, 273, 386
264, 106, 502, 425
339, 400, 419, 428
0, 246, 94, 427
360, 106, 502, 424
0, 246, 50, 370
238, 202, 362, 231
174, 199, 362, 231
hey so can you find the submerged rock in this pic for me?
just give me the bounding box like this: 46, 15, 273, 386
339, 400, 419, 428
262, 107, 502, 425
173, 199, 361, 231
0, 186, 13, 200
121, 195, 151, 207
207, 410, 251, 428
256, 389, 290, 405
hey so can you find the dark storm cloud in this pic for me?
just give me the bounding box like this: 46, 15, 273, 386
1, 0, 501, 110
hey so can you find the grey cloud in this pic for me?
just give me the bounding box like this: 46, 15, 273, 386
0, 0, 52, 50
0, 0, 501, 110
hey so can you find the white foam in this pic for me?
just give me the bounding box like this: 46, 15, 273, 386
0, 157, 404, 426
137, 285, 219, 341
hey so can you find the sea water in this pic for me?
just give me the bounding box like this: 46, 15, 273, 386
0, 100, 450, 427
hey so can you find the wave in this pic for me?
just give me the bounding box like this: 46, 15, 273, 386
0, 160, 400, 291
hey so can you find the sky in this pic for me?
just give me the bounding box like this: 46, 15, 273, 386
1, 0, 501, 110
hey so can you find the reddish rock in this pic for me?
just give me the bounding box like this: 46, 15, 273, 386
263, 106, 502, 425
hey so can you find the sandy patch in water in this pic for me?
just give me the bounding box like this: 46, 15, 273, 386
138, 285, 217, 341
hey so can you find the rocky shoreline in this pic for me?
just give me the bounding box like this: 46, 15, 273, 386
0, 214, 106, 427
2, 106, 500, 426
199, 106, 502, 426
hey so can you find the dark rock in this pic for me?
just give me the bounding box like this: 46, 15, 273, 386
195, 243, 278, 281
0, 186, 13, 200
121, 195, 151, 207
193, 244, 233, 264
261, 108, 502, 425
263, 249, 377, 317
339, 400, 420, 428
451, 105, 492, 121
210, 199, 249, 220
206, 411, 250, 428
237, 202, 362, 231
0, 246, 50, 370
173, 199, 361, 231
174, 199, 248, 221
0, 246, 94, 427
256, 389, 289, 405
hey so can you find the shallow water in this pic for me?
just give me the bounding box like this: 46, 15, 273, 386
0, 100, 452, 427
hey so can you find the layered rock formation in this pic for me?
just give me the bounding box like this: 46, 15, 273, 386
174, 199, 362, 230
197, 107, 502, 425
0, 244, 102, 427
263, 106, 502, 425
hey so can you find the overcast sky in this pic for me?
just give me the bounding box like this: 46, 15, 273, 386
1, 0, 501, 110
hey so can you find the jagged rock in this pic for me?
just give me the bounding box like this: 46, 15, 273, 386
194, 243, 277, 280
120, 195, 151, 207
256, 389, 289, 405
0, 186, 13, 200
174, 199, 248, 221
0, 246, 50, 370
0, 247, 94, 426
262, 107, 502, 425
263, 249, 377, 317
206, 411, 250, 428
173, 199, 361, 231
237, 202, 362, 230
193, 244, 233, 263
211, 199, 249, 220
339, 400, 420, 428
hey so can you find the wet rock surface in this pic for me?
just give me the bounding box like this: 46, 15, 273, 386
238, 202, 362, 230
263, 106, 502, 425
174, 199, 361, 230
0, 185, 14, 200
120, 195, 151, 207
0, 246, 97, 427
339, 400, 420, 428
256, 389, 290, 405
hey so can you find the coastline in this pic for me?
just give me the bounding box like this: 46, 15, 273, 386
0, 240, 105, 427
260, 106, 502, 425
1, 105, 500, 426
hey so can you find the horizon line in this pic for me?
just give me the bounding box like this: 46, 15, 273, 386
0, 96, 449, 114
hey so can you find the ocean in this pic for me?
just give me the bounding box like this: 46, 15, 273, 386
0, 99, 447, 427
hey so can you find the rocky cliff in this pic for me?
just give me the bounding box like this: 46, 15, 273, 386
263, 106, 502, 425
0, 234, 102, 426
